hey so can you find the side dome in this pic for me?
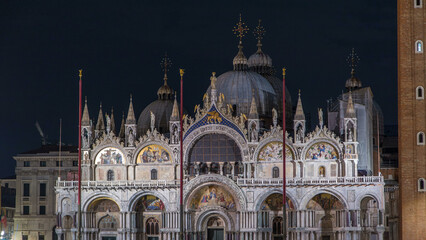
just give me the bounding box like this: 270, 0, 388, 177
247, 49, 272, 74
137, 79, 174, 136
345, 75, 362, 90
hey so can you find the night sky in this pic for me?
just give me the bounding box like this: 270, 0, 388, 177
0, 0, 397, 178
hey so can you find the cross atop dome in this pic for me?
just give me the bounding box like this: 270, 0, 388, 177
233, 14, 249, 45
347, 48, 360, 76
253, 19, 265, 46
161, 52, 172, 82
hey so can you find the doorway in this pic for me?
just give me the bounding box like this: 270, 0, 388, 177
207, 229, 224, 240
101, 237, 116, 240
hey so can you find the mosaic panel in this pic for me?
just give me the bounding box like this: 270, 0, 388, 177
261, 193, 294, 211
305, 143, 338, 160
184, 105, 244, 140
136, 195, 165, 211
137, 145, 171, 164
258, 142, 293, 161
189, 185, 236, 210
95, 147, 124, 164
306, 193, 344, 210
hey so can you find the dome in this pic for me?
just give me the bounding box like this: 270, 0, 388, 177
345, 76, 362, 89
208, 70, 277, 117
247, 47, 272, 75
137, 78, 175, 135
137, 98, 174, 136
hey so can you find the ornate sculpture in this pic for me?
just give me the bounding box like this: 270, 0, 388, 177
106, 114, 111, 133
150, 111, 155, 132
272, 108, 278, 128
128, 128, 134, 147
318, 108, 323, 128
210, 72, 217, 89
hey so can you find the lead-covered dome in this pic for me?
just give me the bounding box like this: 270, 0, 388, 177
208, 45, 277, 118
247, 43, 272, 74
137, 77, 174, 135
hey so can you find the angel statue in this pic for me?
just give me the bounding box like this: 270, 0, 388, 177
150, 111, 155, 131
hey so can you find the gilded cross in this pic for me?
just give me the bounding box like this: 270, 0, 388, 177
233, 14, 249, 43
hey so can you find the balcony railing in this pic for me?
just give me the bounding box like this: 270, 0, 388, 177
56, 176, 383, 190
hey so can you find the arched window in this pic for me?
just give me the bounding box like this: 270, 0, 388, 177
151, 169, 157, 180
272, 167, 280, 178
419, 178, 426, 191
319, 166, 326, 177
415, 0, 422, 8
416, 86, 424, 99
99, 215, 117, 229
272, 217, 283, 235
416, 40, 423, 53
107, 170, 114, 181
146, 218, 160, 235
417, 132, 425, 145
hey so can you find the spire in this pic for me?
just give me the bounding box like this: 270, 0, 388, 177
253, 19, 265, 53
118, 112, 125, 138
170, 92, 180, 121
294, 90, 305, 121
249, 90, 258, 119
110, 107, 116, 134
82, 96, 90, 126
345, 91, 356, 118
96, 102, 105, 131
126, 94, 136, 124
232, 14, 249, 70
157, 53, 174, 99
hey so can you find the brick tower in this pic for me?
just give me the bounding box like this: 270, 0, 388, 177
398, 0, 426, 239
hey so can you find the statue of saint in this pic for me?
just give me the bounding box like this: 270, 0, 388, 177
150, 111, 155, 131
272, 108, 278, 127
128, 128, 134, 146
210, 72, 217, 89
106, 114, 111, 133
318, 108, 323, 127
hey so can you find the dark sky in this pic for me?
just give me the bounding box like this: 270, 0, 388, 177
0, 0, 397, 178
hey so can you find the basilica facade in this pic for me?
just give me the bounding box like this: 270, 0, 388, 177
54, 20, 385, 240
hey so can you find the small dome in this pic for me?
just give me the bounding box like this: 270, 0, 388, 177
345, 76, 362, 89
232, 45, 248, 71
157, 83, 173, 99
248, 49, 272, 69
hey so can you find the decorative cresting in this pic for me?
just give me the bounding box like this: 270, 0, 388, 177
258, 141, 294, 162
184, 174, 247, 210
184, 105, 245, 140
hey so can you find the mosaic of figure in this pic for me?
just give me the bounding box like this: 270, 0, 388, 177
137, 145, 171, 163
261, 193, 294, 211
258, 142, 293, 161
138, 195, 165, 211
305, 143, 338, 160
189, 186, 236, 210
95, 148, 124, 164
306, 193, 344, 210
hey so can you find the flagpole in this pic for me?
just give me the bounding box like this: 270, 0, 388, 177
77, 69, 83, 240
179, 69, 185, 240
282, 67, 287, 239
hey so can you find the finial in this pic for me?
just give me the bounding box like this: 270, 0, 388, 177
282, 67, 286, 77
179, 69, 185, 77
100, 102, 102, 108
85, 96, 87, 103
79, 69, 82, 79
233, 14, 249, 46
298, 89, 301, 96
161, 53, 172, 84
253, 19, 265, 49
111, 106, 114, 113
347, 48, 360, 76
130, 94, 133, 102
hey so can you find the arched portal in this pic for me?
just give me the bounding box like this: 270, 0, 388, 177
306, 193, 345, 240
86, 198, 120, 240
360, 196, 380, 240
133, 195, 165, 240
259, 193, 295, 239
